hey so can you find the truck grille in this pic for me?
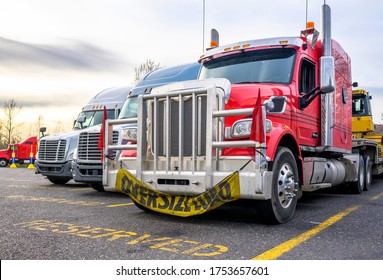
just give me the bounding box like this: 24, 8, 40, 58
38, 139, 66, 161
78, 131, 118, 161
151, 95, 207, 157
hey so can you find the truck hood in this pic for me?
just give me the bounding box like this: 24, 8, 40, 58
40, 130, 80, 141
227, 83, 291, 109
79, 122, 135, 134
78, 124, 102, 134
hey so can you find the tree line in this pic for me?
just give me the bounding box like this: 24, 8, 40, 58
0, 59, 160, 149
0, 99, 22, 149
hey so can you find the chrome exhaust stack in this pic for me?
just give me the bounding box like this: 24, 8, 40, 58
320, 4, 335, 148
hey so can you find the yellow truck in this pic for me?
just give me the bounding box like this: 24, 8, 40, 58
352, 89, 383, 190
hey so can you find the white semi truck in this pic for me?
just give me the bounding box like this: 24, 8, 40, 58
35, 86, 131, 184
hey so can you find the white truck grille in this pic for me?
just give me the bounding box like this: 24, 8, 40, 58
78, 131, 118, 161
38, 139, 66, 161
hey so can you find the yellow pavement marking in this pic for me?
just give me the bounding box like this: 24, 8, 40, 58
106, 203, 135, 208
3, 195, 106, 206
252, 191, 383, 260
252, 205, 362, 260
15, 219, 229, 257
371, 192, 383, 201
69, 187, 92, 191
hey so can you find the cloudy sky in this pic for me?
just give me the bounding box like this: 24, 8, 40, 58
1, 0, 383, 134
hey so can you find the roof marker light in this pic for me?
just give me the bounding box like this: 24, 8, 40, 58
306, 21, 315, 29
210, 40, 219, 48
210, 28, 219, 48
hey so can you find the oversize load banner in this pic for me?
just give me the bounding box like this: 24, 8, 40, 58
115, 169, 241, 217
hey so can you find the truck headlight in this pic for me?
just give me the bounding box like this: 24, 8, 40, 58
231, 119, 252, 138
229, 118, 272, 139
122, 127, 137, 142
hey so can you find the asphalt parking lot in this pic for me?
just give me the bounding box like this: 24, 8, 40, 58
1, 166, 383, 261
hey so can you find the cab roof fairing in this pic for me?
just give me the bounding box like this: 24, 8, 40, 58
199, 37, 305, 63
129, 62, 201, 98
82, 86, 132, 111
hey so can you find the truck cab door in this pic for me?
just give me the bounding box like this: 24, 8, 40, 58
12, 145, 19, 160
297, 58, 320, 147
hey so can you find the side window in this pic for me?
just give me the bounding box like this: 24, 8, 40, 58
299, 59, 316, 94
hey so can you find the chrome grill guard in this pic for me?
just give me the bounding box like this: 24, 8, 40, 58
103, 79, 265, 193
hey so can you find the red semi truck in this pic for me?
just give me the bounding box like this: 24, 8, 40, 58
0, 136, 37, 167
102, 4, 368, 223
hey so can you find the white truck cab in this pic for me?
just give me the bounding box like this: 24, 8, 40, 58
73, 62, 201, 191
35, 86, 131, 184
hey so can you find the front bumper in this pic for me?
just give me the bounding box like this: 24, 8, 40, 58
106, 158, 273, 200
35, 160, 72, 179
71, 160, 102, 183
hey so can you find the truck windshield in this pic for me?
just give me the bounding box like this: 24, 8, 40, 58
352, 94, 372, 116
73, 110, 116, 129
199, 48, 296, 85
119, 96, 138, 119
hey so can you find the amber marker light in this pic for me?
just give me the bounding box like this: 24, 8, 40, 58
306, 21, 315, 29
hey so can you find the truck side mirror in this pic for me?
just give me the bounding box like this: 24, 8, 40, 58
39, 127, 46, 137
77, 115, 86, 129
77, 115, 86, 124
320, 56, 335, 93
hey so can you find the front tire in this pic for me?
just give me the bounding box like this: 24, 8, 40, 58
363, 155, 372, 191
0, 158, 9, 167
256, 147, 299, 224
89, 183, 105, 192
350, 155, 365, 194
133, 200, 153, 212
47, 177, 70, 185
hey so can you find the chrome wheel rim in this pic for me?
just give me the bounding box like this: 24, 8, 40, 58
277, 163, 296, 208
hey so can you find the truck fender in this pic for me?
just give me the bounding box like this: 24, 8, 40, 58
266, 123, 303, 197
266, 123, 301, 162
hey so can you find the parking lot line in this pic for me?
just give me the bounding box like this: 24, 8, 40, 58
106, 203, 135, 208
371, 192, 383, 201
252, 190, 383, 260
251, 204, 362, 260
69, 187, 93, 191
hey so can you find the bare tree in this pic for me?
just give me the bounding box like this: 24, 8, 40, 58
53, 121, 63, 134
2, 99, 22, 146
34, 114, 44, 136
133, 59, 161, 83
0, 119, 4, 149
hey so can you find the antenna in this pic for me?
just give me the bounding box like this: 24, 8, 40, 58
202, 0, 206, 52
306, 0, 308, 28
